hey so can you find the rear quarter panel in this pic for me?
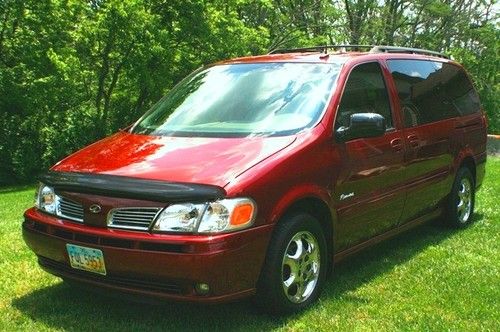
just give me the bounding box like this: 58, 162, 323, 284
452, 112, 487, 187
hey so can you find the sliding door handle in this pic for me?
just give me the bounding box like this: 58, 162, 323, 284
407, 135, 420, 148
390, 138, 403, 152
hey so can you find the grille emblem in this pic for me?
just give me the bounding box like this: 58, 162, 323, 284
89, 204, 102, 214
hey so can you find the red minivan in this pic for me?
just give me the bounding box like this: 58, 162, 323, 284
23, 45, 487, 314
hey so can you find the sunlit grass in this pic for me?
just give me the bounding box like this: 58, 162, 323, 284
0, 158, 498, 331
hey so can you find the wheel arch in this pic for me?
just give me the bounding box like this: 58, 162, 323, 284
454, 151, 476, 184
459, 156, 476, 184
270, 188, 335, 274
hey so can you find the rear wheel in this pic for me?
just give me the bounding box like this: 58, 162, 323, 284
255, 213, 327, 315
445, 167, 475, 228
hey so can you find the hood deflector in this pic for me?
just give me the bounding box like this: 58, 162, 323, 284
40, 171, 226, 202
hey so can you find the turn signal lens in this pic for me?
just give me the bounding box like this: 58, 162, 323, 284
230, 203, 254, 226
196, 198, 257, 234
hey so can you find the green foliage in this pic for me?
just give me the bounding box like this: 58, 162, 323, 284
0, 0, 498, 183
450, 23, 500, 134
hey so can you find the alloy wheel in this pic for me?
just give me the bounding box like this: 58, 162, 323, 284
457, 177, 472, 223
281, 231, 320, 303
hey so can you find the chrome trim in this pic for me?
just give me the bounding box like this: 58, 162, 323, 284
107, 207, 163, 231
281, 231, 321, 304
57, 196, 84, 223
89, 204, 102, 214
457, 177, 472, 223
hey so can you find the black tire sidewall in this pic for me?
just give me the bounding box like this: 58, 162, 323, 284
256, 213, 328, 314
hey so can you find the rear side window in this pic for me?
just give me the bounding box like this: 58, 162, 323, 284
336, 62, 393, 129
387, 60, 480, 127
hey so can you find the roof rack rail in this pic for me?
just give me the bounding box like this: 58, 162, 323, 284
269, 45, 373, 54
269, 44, 449, 59
370, 46, 449, 59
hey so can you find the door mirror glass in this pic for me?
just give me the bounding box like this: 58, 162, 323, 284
336, 113, 386, 142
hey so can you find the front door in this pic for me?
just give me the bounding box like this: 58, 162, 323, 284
333, 61, 406, 250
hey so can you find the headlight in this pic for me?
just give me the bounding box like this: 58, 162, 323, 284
197, 198, 256, 233
152, 198, 256, 234
152, 203, 206, 233
35, 183, 57, 214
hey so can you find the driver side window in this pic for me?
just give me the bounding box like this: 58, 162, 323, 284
335, 62, 393, 130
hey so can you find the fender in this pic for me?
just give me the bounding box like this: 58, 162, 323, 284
267, 183, 338, 269
453, 148, 486, 189
453, 148, 476, 176
269, 183, 335, 226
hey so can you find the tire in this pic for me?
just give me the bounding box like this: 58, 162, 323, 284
255, 213, 328, 315
445, 167, 475, 228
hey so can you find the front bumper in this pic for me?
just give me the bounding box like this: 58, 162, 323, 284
23, 208, 272, 303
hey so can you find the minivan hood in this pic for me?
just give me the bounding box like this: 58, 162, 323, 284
52, 132, 296, 188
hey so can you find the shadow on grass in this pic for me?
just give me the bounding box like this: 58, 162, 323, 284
12, 216, 481, 331
324, 212, 482, 300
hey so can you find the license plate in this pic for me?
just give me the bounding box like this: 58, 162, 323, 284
66, 243, 106, 275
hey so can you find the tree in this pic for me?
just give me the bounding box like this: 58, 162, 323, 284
0, 0, 497, 184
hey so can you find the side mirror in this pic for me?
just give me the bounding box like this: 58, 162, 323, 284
335, 113, 386, 142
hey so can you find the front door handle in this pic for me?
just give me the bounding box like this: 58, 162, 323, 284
407, 135, 419, 148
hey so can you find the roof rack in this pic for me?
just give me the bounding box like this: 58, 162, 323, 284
269, 45, 373, 54
269, 44, 449, 59
370, 46, 449, 59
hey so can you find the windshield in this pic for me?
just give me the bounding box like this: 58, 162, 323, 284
132, 62, 342, 137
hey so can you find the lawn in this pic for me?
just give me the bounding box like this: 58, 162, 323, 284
0, 159, 498, 331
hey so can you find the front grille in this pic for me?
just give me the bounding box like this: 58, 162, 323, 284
38, 256, 183, 294
58, 196, 84, 222
108, 207, 162, 231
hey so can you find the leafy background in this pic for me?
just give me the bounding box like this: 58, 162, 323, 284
0, 0, 498, 184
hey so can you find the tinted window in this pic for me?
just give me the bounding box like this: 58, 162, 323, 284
439, 62, 481, 116
335, 62, 393, 129
132, 62, 342, 137
388, 60, 480, 127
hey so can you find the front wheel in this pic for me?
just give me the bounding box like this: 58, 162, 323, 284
445, 167, 475, 228
255, 213, 328, 315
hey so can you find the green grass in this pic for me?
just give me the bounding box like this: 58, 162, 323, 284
1, 159, 499, 332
